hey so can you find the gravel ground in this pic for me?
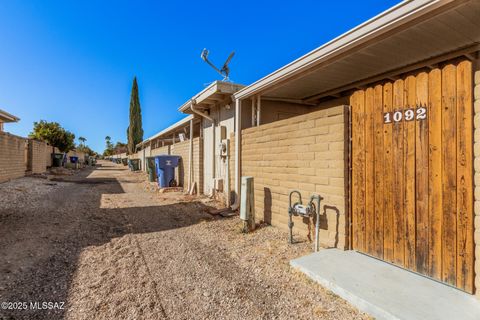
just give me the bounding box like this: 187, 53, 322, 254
0, 161, 368, 320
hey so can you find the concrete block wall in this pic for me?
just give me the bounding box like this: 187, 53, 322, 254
0, 132, 27, 183
170, 138, 202, 192
27, 139, 48, 174
66, 150, 86, 164
150, 145, 170, 157
170, 140, 189, 187
241, 105, 348, 249
474, 60, 480, 298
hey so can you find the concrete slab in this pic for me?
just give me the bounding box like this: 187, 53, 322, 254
290, 249, 480, 320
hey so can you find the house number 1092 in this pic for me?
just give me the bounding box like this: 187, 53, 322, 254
384, 107, 427, 124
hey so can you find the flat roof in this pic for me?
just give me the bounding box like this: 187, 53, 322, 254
0, 109, 20, 123
179, 80, 245, 113
137, 115, 195, 147
234, 0, 479, 102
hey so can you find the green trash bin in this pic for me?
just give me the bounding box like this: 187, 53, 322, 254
131, 159, 140, 171
52, 153, 63, 167
146, 157, 157, 182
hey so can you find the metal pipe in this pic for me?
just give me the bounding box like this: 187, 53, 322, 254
288, 190, 302, 244
310, 194, 323, 252
231, 98, 242, 210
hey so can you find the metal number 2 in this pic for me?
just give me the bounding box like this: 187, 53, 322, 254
416, 107, 427, 120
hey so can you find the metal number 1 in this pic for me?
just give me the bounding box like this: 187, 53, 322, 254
384, 112, 392, 124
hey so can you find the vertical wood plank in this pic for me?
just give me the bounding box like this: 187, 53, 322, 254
428, 68, 443, 280
392, 79, 405, 266
416, 71, 430, 275
404, 75, 417, 270
383, 82, 394, 262
441, 63, 457, 286
351, 90, 366, 252
373, 84, 385, 259
455, 60, 474, 293
365, 87, 376, 256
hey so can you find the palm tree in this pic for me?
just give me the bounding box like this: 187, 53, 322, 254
79, 136, 87, 146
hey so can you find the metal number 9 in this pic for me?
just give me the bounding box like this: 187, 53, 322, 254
404, 109, 414, 121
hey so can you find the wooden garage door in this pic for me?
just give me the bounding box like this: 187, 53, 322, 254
350, 59, 474, 293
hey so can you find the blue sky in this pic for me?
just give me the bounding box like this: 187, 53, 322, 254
0, 0, 400, 153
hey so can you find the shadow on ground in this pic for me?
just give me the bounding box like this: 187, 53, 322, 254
0, 163, 218, 320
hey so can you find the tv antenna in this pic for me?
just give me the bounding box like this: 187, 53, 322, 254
200, 48, 235, 82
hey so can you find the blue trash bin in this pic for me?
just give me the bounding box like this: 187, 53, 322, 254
70, 156, 79, 164
154, 155, 181, 188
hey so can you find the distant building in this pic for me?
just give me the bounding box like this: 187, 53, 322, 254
0, 109, 20, 131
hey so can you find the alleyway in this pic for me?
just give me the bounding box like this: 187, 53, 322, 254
0, 161, 366, 320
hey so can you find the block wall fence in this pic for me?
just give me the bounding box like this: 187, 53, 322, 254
240, 105, 348, 249
0, 132, 28, 183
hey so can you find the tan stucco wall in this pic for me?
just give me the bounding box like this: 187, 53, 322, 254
241, 105, 348, 249
474, 59, 480, 297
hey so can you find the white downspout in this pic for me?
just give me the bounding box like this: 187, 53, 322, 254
188, 118, 194, 192
231, 98, 242, 210
190, 99, 216, 196
257, 95, 261, 126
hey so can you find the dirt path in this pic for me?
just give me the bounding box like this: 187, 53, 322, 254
0, 161, 367, 320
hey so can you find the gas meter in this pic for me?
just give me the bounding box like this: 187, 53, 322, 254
288, 190, 324, 252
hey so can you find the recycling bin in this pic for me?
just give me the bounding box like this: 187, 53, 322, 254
154, 155, 180, 188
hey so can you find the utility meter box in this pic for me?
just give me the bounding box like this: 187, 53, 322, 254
214, 178, 224, 192
240, 176, 255, 231
220, 139, 229, 157
219, 125, 227, 140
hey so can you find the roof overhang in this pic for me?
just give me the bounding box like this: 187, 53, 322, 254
179, 81, 245, 113
234, 0, 480, 102
0, 109, 20, 123
136, 114, 199, 148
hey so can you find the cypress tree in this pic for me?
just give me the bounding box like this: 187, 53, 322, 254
127, 77, 143, 154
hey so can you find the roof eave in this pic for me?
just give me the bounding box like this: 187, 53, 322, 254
234, 0, 462, 100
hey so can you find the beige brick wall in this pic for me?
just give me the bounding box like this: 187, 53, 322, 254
474, 60, 480, 298
150, 145, 170, 157
170, 140, 189, 187
0, 132, 27, 183
27, 139, 48, 174
170, 138, 202, 192
241, 106, 348, 249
